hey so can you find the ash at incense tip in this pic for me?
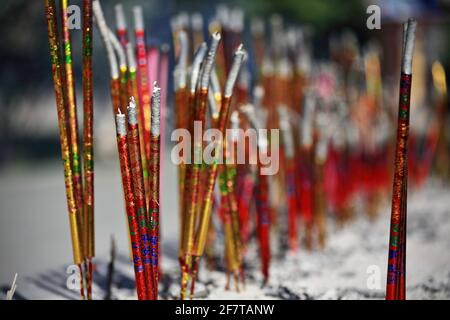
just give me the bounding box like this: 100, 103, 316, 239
115, 113, 126, 136
127, 97, 138, 125
151, 83, 161, 136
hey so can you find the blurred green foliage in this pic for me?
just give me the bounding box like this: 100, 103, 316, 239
173, 0, 366, 33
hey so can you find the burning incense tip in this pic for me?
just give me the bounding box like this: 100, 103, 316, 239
190, 42, 208, 93
115, 113, 127, 136
127, 98, 138, 125
200, 33, 222, 89
402, 18, 417, 75
175, 30, 188, 90
151, 83, 161, 136
133, 6, 144, 31
114, 3, 127, 31
224, 45, 246, 97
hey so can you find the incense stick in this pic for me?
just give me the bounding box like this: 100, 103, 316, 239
240, 103, 271, 284
82, 0, 94, 300
386, 18, 416, 300
174, 31, 190, 263
278, 106, 298, 251
93, 0, 119, 114
133, 6, 151, 163
127, 43, 150, 207
149, 83, 162, 298
59, 2, 85, 261
114, 3, 128, 47
109, 28, 129, 114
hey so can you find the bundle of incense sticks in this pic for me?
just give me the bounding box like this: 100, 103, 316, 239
44, 0, 95, 300
179, 32, 222, 300
386, 19, 417, 300
93, 0, 162, 300
114, 111, 148, 299
192, 46, 247, 297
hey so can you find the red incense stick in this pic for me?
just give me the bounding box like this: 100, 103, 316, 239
148, 83, 161, 299
82, 0, 94, 300
386, 19, 416, 300
133, 6, 152, 162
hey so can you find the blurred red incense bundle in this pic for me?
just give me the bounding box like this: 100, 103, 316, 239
240, 103, 271, 284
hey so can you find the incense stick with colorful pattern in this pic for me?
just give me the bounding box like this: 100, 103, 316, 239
82, 0, 94, 300
386, 19, 416, 300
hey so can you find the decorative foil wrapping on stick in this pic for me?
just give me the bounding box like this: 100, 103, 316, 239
174, 31, 190, 266
82, 0, 94, 300
148, 84, 161, 298
60, 0, 87, 299
127, 43, 150, 206
133, 6, 152, 162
